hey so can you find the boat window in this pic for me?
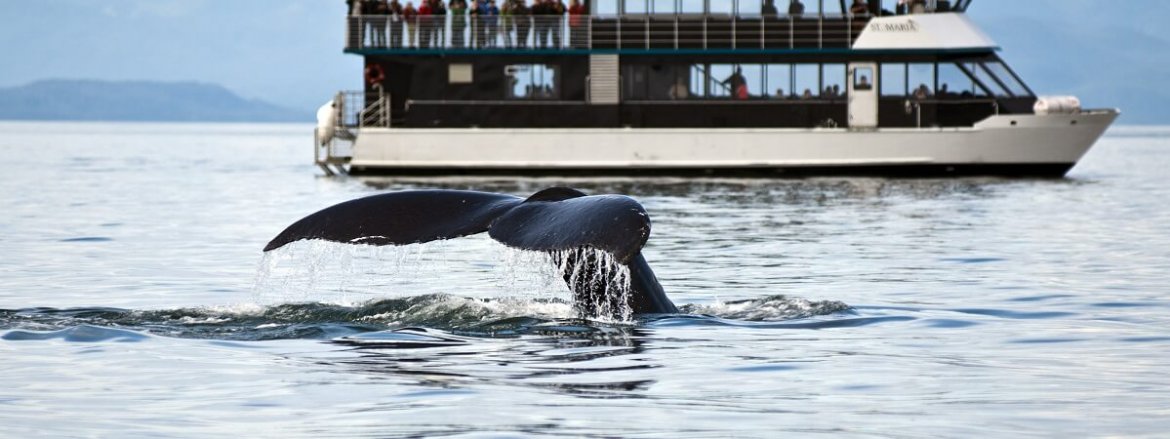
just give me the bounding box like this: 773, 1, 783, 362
709, 0, 734, 15
982, 61, 1033, 97
854, 66, 875, 91
968, 63, 1012, 97
908, 63, 935, 99
707, 64, 735, 97
505, 65, 560, 100
623, 64, 692, 100
651, 0, 675, 14
625, 0, 649, 14
937, 63, 988, 98
679, 0, 705, 14
595, 0, 619, 15
823, 64, 846, 98
794, 64, 820, 99
448, 64, 473, 84
739, 0, 763, 16
880, 63, 907, 96
741, 64, 763, 97
765, 64, 793, 98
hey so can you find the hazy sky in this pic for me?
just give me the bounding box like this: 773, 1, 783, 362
1, 1, 1164, 120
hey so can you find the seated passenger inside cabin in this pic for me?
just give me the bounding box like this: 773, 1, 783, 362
856, 75, 872, 90
913, 83, 931, 99
668, 80, 689, 100
788, 0, 804, 18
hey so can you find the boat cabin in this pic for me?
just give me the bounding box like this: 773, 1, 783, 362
340, 0, 1034, 130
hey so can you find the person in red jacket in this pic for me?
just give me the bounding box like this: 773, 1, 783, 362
567, 0, 586, 48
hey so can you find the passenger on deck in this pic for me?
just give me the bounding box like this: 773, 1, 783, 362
568, 0, 587, 48
417, 0, 432, 48
802, 88, 814, 99
389, 0, 405, 48
774, 88, 786, 99
849, 0, 868, 15
499, 0, 513, 47
404, 1, 418, 47
374, 0, 391, 47
513, 0, 532, 48
551, 0, 566, 48
484, 0, 500, 47
909, 0, 927, 14
433, 0, 447, 47
938, 83, 951, 98
896, 0, 908, 15
762, 0, 779, 18
450, 0, 467, 48
788, 0, 805, 18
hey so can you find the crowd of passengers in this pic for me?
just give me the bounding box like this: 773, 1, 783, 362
350, 0, 956, 49
348, 0, 588, 49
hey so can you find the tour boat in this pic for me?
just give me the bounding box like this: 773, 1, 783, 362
314, 0, 1119, 177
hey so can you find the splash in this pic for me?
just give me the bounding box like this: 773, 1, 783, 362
679, 295, 852, 321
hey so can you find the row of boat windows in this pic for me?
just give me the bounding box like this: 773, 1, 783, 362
496, 61, 1031, 101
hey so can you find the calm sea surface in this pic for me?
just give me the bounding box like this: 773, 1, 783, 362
1, 121, 1168, 437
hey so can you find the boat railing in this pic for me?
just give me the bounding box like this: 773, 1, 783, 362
335, 90, 392, 129
345, 14, 868, 51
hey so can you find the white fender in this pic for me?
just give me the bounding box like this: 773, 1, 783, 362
316, 100, 338, 146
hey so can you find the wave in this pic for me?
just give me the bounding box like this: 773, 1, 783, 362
0, 294, 852, 343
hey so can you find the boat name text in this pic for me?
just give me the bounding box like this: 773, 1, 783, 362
869, 20, 920, 33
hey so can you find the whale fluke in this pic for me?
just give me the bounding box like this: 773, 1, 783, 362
264, 187, 677, 317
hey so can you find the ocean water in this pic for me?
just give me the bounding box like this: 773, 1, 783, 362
1, 121, 1168, 437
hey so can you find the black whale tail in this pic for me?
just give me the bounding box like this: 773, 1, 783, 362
264, 187, 677, 317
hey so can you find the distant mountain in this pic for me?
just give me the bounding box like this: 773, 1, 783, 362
0, 80, 308, 122
983, 18, 1169, 125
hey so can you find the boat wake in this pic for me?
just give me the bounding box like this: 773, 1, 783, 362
0, 293, 852, 344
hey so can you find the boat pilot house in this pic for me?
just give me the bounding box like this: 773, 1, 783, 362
315, 0, 1117, 177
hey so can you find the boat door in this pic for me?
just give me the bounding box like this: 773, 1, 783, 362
848, 63, 878, 129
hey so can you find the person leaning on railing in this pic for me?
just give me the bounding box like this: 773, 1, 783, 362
512, 0, 532, 48
404, 1, 418, 47
849, 0, 869, 15
568, 0, 586, 48
450, 0, 467, 48
372, 0, 390, 47
788, 0, 805, 19
434, 0, 447, 47
389, 0, 405, 48
417, 0, 432, 48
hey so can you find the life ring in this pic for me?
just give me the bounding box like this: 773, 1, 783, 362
364, 64, 385, 85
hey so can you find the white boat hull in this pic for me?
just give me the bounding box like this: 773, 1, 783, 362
347, 111, 1119, 177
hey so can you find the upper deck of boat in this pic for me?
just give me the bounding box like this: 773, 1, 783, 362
344, 0, 979, 55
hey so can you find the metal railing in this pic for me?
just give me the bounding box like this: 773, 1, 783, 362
345, 14, 869, 51
335, 90, 391, 128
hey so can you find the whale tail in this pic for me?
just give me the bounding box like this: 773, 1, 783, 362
264, 187, 677, 316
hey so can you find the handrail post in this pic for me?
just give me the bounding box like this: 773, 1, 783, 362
732, 15, 736, 49
645, 16, 649, 50
818, 13, 823, 49
702, 17, 707, 49
674, 16, 678, 49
